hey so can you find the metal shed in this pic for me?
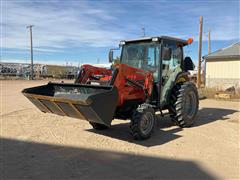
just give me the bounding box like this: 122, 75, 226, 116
203, 42, 240, 91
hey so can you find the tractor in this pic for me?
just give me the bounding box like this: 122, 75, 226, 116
22, 36, 199, 140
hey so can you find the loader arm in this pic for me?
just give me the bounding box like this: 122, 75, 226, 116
112, 64, 154, 106
75, 64, 112, 84
76, 63, 154, 107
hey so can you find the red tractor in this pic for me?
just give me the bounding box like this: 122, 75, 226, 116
23, 36, 198, 140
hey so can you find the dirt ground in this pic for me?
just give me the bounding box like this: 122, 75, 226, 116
0, 80, 239, 180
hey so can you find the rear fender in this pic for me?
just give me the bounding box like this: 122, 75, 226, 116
160, 67, 189, 107
175, 72, 189, 84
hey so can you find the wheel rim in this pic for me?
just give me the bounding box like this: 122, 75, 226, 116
140, 112, 154, 135
184, 91, 196, 119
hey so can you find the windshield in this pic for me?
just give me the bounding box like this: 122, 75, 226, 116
121, 42, 160, 80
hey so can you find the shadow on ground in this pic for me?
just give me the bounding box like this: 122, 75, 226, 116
0, 137, 216, 180
87, 108, 237, 147
194, 107, 237, 127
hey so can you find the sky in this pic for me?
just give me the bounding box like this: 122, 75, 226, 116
1, 0, 239, 66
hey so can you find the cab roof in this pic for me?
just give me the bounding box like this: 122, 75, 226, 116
122, 36, 189, 46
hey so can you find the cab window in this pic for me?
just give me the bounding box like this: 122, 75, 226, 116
162, 41, 182, 76
121, 42, 160, 81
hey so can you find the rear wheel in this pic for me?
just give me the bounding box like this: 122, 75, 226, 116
130, 104, 156, 140
89, 122, 109, 130
169, 82, 199, 127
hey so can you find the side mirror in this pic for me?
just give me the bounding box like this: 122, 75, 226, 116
109, 50, 113, 63
162, 47, 172, 61
184, 56, 195, 71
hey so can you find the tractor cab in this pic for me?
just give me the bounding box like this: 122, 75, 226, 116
110, 36, 194, 80
110, 36, 195, 106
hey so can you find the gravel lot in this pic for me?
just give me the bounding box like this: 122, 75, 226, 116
0, 80, 239, 180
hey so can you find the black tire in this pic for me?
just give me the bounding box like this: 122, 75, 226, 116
89, 122, 109, 130
169, 82, 199, 127
130, 104, 156, 140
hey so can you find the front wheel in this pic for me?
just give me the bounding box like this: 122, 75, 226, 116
169, 82, 199, 127
130, 105, 156, 140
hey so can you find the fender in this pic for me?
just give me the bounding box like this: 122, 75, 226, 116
160, 67, 189, 107
175, 72, 189, 84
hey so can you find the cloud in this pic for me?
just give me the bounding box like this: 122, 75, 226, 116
1, 0, 239, 63
1, 1, 125, 53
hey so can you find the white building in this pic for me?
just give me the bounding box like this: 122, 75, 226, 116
203, 42, 240, 91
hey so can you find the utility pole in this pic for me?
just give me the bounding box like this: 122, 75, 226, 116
208, 29, 211, 54
197, 16, 203, 88
26, 25, 34, 80
141, 27, 145, 37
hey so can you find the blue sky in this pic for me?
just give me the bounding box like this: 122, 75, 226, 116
1, 0, 239, 66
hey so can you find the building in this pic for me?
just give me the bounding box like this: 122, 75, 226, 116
203, 42, 240, 91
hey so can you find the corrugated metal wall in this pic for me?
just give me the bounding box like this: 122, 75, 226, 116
205, 59, 240, 90
206, 60, 240, 79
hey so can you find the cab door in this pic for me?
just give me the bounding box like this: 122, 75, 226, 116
160, 40, 183, 106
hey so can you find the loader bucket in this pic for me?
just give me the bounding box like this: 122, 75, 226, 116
22, 82, 118, 126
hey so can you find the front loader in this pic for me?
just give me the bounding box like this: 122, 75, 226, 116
23, 36, 199, 140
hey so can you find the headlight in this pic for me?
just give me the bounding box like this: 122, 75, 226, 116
152, 37, 158, 42
119, 41, 125, 45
